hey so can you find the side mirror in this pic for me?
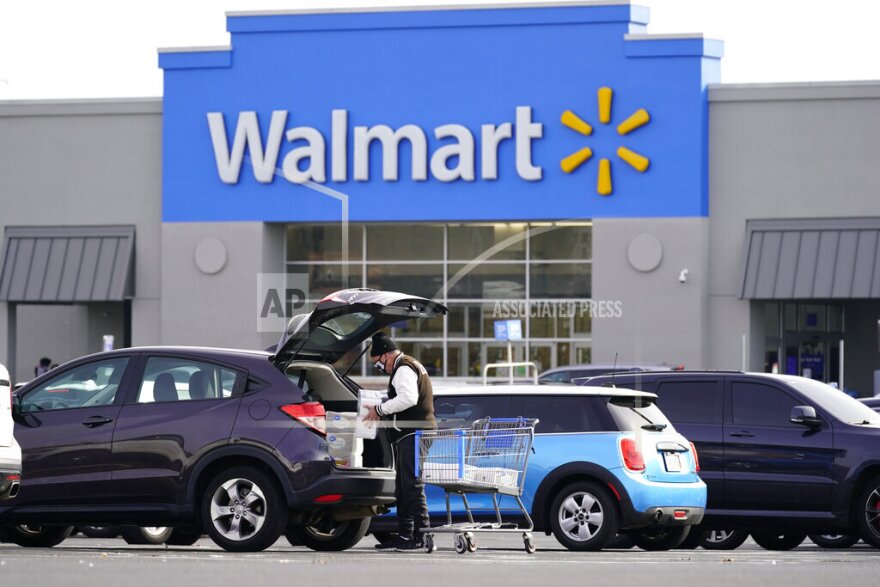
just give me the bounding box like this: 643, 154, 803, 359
790, 405, 822, 427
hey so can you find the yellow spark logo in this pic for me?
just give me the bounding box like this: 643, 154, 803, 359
560, 87, 650, 196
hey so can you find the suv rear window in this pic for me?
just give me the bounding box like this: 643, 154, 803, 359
654, 380, 723, 424
605, 395, 674, 432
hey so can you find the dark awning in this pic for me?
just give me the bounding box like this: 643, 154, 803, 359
0, 225, 135, 303
739, 218, 880, 300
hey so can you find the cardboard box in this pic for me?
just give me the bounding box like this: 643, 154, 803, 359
355, 389, 388, 439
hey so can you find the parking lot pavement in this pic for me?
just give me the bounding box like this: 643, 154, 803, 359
2, 534, 880, 587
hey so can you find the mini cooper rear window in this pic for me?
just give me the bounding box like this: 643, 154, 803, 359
605, 395, 674, 432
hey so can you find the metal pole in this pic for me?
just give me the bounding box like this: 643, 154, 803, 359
508, 340, 513, 384
839, 339, 845, 392
7, 303, 16, 383
742, 333, 747, 371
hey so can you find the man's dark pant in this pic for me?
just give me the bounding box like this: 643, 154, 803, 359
394, 433, 430, 541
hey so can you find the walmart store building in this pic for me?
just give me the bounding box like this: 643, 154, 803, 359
2, 2, 880, 394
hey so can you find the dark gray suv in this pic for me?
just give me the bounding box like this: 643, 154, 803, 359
0, 289, 445, 552
582, 371, 880, 550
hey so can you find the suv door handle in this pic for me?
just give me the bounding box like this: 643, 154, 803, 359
82, 416, 114, 428
729, 431, 755, 438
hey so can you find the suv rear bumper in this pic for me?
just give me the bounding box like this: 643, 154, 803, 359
288, 467, 396, 510
0, 469, 21, 500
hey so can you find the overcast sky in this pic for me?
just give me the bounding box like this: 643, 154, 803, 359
1, 0, 878, 100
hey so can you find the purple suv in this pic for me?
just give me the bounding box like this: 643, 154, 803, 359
0, 289, 446, 552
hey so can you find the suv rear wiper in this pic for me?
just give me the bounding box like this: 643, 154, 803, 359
641, 423, 668, 432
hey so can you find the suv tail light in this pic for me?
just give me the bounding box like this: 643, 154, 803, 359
689, 442, 700, 472
280, 402, 327, 437
620, 438, 645, 472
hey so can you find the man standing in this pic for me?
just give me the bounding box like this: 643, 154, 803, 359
363, 332, 436, 552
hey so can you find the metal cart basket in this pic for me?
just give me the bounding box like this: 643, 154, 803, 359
414, 417, 539, 554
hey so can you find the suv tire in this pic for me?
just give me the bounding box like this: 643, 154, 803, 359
751, 530, 806, 550
549, 481, 618, 551
697, 529, 750, 550
120, 526, 174, 545
287, 516, 370, 551
0, 525, 73, 547
165, 526, 202, 546
808, 534, 860, 549
632, 525, 690, 551
855, 474, 880, 548
200, 466, 286, 552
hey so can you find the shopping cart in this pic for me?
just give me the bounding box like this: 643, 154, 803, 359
414, 417, 539, 554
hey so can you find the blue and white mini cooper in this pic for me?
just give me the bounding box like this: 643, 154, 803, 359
370, 385, 706, 551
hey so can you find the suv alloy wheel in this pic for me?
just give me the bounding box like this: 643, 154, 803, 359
200, 466, 286, 552
549, 481, 618, 551
698, 529, 750, 550
120, 526, 174, 545
286, 516, 370, 551
855, 474, 880, 548
808, 533, 860, 549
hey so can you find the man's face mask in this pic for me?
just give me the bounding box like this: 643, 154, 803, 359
373, 357, 385, 373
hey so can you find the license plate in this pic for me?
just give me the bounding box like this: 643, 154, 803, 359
663, 452, 682, 472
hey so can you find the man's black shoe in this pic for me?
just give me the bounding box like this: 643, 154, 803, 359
394, 538, 425, 552
374, 536, 408, 550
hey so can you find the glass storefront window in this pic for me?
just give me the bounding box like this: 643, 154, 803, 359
397, 341, 445, 377
287, 264, 363, 299
447, 263, 526, 299
448, 223, 526, 261
529, 223, 592, 260
366, 263, 443, 299
530, 263, 591, 298
799, 304, 826, 332
287, 224, 363, 262
366, 224, 443, 261
285, 221, 593, 377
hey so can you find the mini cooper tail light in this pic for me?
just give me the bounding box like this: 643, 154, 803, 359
689, 442, 700, 472
281, 402, 327, 437
620, 438, 645, 472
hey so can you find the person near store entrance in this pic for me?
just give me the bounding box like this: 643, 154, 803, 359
363, 332, 436, 552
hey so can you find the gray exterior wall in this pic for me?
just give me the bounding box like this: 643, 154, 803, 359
0, 99, 162, 380
160, 222, 284, 352
708, 82, 880, 383
592, 218, 709, 369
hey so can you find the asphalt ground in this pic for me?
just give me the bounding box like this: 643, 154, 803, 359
2, 533, 879, 587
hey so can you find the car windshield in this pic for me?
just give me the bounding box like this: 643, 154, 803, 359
776, 376, 880, 425
605, 395, 675, 432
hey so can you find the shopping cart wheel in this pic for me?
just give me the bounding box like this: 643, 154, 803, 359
524, 532, 536, 554
424, 534, 435, 553
464, 532, 478, 553
454, 533, 468, 554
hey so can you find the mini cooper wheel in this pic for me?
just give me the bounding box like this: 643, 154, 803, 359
855, 475, 880, 548
549, 481, 618, 551
201, 467, 285, 552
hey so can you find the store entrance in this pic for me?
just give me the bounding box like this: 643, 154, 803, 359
763, 303, 844, 385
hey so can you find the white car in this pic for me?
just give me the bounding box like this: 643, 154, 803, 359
0, 363, 22, 499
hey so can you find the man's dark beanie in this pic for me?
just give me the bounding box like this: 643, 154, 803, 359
371, 332, 398, 356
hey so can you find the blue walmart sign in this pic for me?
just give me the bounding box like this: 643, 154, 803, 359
160, 4, 722, 222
